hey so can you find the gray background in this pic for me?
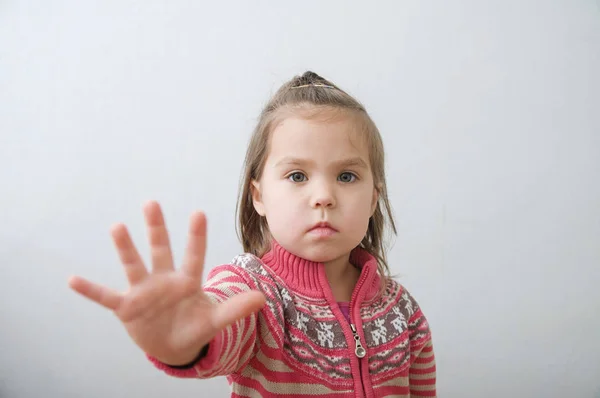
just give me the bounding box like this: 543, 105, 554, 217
1, 1, 599, 397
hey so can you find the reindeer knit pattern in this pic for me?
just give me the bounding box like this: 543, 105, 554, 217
149, 241, 436, 397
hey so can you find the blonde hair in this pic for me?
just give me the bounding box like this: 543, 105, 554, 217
235, 71, 397, 282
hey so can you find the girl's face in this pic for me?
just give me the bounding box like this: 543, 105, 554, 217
251, 110, 378, 264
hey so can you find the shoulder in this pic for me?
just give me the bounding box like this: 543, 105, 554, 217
204, 253, 279, 293
388, 279, 422, 313
205, 253, 287, 329
381, 278, 431, 333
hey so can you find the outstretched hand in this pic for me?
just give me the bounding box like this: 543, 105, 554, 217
68, 201, 266, 365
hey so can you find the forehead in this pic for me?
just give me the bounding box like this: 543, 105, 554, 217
267, 108, 369, 162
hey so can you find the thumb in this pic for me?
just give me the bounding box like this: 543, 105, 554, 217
212, 291, 266, 330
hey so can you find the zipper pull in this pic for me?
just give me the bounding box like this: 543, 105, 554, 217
350, 324, 366, 358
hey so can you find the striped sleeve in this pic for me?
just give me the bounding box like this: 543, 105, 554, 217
148, 264, 261, 379
406, 295, 437, 397
409, 338, 436, 397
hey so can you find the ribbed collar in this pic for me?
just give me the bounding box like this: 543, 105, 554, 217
260, 239, 382, 301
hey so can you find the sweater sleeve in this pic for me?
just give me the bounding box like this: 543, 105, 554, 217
147, 264, 262, 379
406, 294, 437, 397
409, 338, 436, 397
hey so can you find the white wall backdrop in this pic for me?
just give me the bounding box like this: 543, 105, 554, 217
1, 1, 599, 397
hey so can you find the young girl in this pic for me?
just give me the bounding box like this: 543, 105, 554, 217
69, 71, 437, 397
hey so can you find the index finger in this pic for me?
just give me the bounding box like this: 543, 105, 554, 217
68, 275, 123, 311
181, 211, 207, 280
111, 223, 148, 286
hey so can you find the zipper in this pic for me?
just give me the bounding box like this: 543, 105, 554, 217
350, 324, 366, 358
323, 260, 372, 397
348, 265, 371, 397
348, 268, 368, 358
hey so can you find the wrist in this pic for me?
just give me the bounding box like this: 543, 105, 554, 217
163, 344, 209, 369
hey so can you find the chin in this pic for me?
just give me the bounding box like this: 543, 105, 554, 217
304, 253, 336, 263
299, 245, 346, 263
276, 235, 358, 263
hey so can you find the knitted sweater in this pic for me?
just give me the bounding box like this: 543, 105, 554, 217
150, 241, 437, 397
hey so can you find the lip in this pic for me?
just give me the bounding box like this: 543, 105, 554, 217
308, 223, 338, 239
308, 222, 338, 232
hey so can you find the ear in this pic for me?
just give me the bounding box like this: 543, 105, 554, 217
370, 184, 380, 216
251, 180, 266, 216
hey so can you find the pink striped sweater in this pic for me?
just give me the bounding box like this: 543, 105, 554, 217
150, 241, 436, 397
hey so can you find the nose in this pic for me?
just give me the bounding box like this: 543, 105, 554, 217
310, 179, 336, 209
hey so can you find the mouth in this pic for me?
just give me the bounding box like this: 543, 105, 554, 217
308, 222, 338, 238
309, 222, 338, 232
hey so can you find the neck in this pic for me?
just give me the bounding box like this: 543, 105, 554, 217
260, 239, 380, 302
323, 253, 361, 302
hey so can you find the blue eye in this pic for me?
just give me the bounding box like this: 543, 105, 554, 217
338, 172, 357, 183
288, 172, 307, 183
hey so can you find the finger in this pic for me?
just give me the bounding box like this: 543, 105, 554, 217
212, 291, 266, 331
111, 223, 148, 285
143, 201, 175, 273
68, 275, 123, 311
181, 211, 207, 280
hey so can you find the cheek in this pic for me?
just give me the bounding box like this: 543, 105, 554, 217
347, 190, 375, 222
265, 202, 305, 241
351, 187, 376, 208
263, 184, 302, 218
263, 182, 291, 208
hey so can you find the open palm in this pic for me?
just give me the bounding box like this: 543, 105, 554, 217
68, 201, 266, 366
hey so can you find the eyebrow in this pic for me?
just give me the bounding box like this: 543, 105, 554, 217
274, 156, 369, 169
